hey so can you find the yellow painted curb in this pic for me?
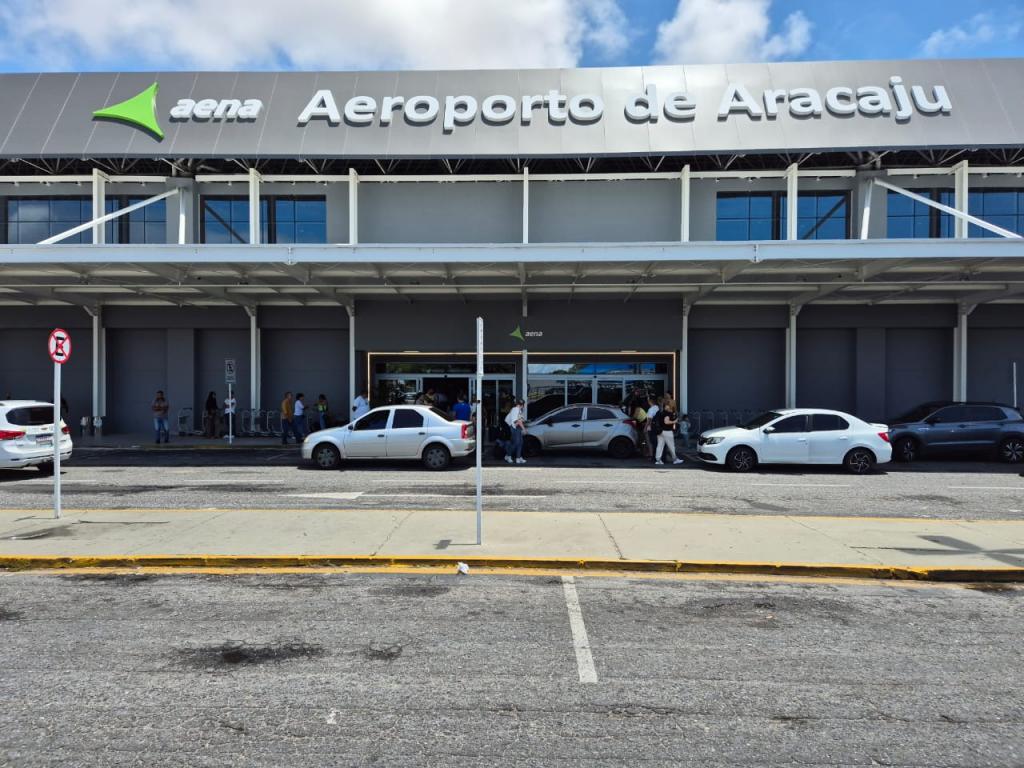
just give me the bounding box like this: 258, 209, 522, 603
0, 555, 1022, 582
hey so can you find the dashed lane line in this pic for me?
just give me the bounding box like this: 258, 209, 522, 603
561, 575, 598, 684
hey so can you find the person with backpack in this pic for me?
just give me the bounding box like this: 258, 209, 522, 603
504, 398, 527, 465
316, 394, 330, 431
654, 400, 684, 465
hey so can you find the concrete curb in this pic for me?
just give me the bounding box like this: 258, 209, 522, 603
1, 555, 1022, 582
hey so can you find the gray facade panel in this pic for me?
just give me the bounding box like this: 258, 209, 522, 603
967, 328, 1023, 405
261, 330, 348, 425
106, 329, 168, 434
359, 183, 522, 244
195, 329, 250, 421
688, 329, 785, 414
884, 328, 952, 420
797, 329, 856, 413
0, 328, 92, 428
530, 181, 680, 243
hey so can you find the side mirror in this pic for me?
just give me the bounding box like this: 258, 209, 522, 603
347, 424, 354, 430
763, 426, 775, 434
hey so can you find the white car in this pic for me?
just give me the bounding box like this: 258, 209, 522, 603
0, 400, 72, 473
696, 408, 891, 474
301, 405, 476, 471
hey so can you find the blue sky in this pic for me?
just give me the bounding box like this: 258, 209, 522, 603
0, 0, 1020, 72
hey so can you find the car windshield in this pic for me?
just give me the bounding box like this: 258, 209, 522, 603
891, 405, 938, 423
430, 407, 456, 422
740, 411, 783, 430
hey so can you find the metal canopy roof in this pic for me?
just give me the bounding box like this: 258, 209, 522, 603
2, 240, 1023, 310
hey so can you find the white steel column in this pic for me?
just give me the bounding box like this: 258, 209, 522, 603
346, 303, 356, 410
522, 166, 530, 244
954, 306, 971, 399
348, 168, 359, 245
680, 164, 691, 242
786, 307, 799, 408
521, 349, 528, 417
954, 160, 969, 239
248, 167, 261, 244
91, 169, 107, 243
859, 176, 874, 240
680, 305, 690, 413
248, 307, 259, 410
785, 163, 799, 241
90, 307, 102, 424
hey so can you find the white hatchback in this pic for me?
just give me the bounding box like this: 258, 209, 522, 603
0, 400, 73, 473
696, 408, 891, 474
301, 405, 476, 471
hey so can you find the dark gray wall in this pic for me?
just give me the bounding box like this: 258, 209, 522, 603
797, 329, 856, 413
688, 329, 785, 414
106, 329, 168, 434
885, 328, 953, 420
261, 330, 347, 422
530, 181, 679, 242
359, 182, 522, 243
195, 329, 250, 427
967, 328, 1023, 404
0, 327, 93, 426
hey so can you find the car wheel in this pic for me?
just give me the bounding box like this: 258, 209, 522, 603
998, 436, 1024, 464
844, 448, 876, 475
608, 437, 634, 459
894, 437, 919, 463
523, 436, 542, 458
36, 462, 55, 476
312, 443, 341, 470
422, 444, 452, 471
726, 446, 757, 472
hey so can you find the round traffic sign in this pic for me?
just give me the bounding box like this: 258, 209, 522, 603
48, 328, 71, 364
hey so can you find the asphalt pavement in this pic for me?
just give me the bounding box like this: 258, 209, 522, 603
1, 571, 1021, 767
0, 447, 1021, 520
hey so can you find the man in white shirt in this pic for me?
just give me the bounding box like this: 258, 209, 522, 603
503, 399, 527, 464
352, 389, 370, 420
222, 393, 236, 438
294, 393, 306, 439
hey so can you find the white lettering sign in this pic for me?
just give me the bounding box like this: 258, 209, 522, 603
170, 98, 263, 122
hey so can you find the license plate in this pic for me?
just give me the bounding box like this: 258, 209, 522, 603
36, 436, 52, 446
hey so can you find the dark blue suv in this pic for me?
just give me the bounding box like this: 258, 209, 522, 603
889, 401, 1024, 463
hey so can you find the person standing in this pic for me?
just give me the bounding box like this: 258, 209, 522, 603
316, 394, 330, 431
452, 394, 472, 422
352, 389, 370, 421
678, 412, 692, 450
280, 391, 300, 445
631, 399, 649, 458
294, 393, 307, 440
151, 390, 170, 444
504, 398, 527, 465
654, 401, 684, 466
644, 396, 662, 459
204, 391, 218, 438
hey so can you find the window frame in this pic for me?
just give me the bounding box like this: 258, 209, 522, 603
716, 191, 851, 241
199, 194, 326, 244
392, 408, 425, 429
769, 415, 809, 434
353, 410, 391, 431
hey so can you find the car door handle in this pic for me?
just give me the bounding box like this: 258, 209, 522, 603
572, 424, 581, 428
418, 432, 425, 435
377, 434, 386, 438
798, 438, 807, 442
603, 423, 614, 427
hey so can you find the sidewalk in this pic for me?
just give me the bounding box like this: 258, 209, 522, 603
1, 507, 1023, 580
74, 433, 292, 449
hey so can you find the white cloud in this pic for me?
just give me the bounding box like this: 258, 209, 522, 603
0, 0, 629, 71
920, 12, 1021, 57
654, 0, 812, 65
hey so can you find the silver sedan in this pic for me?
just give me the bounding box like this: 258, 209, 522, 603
523, 403, 637, 459
301, 405, 476, 470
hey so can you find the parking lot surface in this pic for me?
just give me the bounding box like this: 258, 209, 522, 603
0, 448, 1021, 520
1, 571, 1021, 767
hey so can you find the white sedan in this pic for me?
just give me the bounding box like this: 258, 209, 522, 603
301, 405, 475, 470
696, 408, 891, 474
0, 400, 72, 473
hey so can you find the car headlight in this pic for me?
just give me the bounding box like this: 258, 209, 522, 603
704, 436, 725, 445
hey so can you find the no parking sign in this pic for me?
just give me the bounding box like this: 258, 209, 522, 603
48, 328, 71, 364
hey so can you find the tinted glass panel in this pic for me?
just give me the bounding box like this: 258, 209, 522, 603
771, 415, 807, 433
742, 411, 782, 429
429, 407, 456, 422
965, 406, 1005, 422
587, 408, 617, 421
354, 411, 390, 430
810, 414, 849, 431
932, 406, 970, 423
549, 407, 584, 424
392, 409, 424, 429
5, 407, 54, 426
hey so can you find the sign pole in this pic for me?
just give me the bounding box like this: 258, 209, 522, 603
224, 358, 236, 446
475, 316, 484, 545
228, 382, 234, 445
53, 360, 61, 520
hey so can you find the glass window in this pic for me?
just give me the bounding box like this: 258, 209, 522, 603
5, 406, 55, 426
429, 407, 456, 422
567, 381, 592, 405
770, 415, 808, 433
780, 193, 849, 240
967, 189, 1024, 239
6, 196, 91, 244
932, 406, 969, 423
354, 410, 390, 431
528, 379, 565, 418
392, 409, 424, 429
201, 196, 271, 243
104, 197, 167, 244
586, 407, 617, 421
716, 193, 777, 241
965, 406, 1005, 422
743, 411, 783, 429
549, 407, 584, 424
718, 192, 848, 242
810, 414, 850, 431
596, 381, 623, 406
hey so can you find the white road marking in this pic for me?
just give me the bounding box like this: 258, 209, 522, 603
287, 492, 365, 500
561, 575, 598, 684
561, 480, 647, 485
749, 483, 851, 488
948, 486, 1023, 491
361, 493, 547, 500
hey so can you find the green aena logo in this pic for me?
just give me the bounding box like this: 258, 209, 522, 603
93, 82, 264, 138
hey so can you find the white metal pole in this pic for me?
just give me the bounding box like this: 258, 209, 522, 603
957, 310, 969, 400
680, 165, 691, 242
91, 168, 106, 244
91, 310, 100, 430
53, 362, 61, 519
249, 309, 258, 411
680, 306, 689, 414
522, 167, 529, 244
347, 304, 356, 414
248, 167, 261, 244
953, 160, 969, 239
349, 168, 359, 245
786, 163, 799, 241
859, 178, 873, 240
521, 349, 528, 419
475, 316, 484, 546
228, 382, 234, 445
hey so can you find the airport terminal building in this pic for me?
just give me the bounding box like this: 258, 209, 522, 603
0, 59, 1022, 436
